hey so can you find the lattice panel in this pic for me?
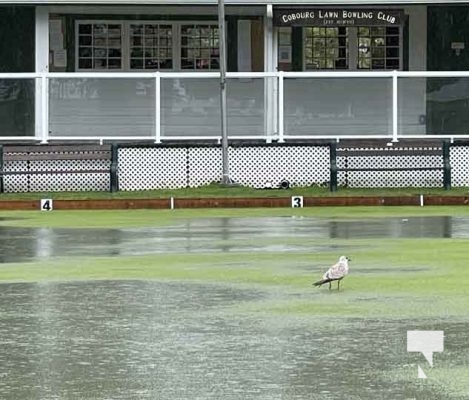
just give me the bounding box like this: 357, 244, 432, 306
450, 146, 469, 187
188, 147, 223, 188
119, 147, 187, 190
229, 146, 329, 188
337, 149, 443, 188
121, 146, 330, 190
3, 159, 110, 192
3, 161, 29, 193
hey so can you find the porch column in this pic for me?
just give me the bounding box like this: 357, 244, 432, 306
264, 4, 278, 142
35, 6, 49, 142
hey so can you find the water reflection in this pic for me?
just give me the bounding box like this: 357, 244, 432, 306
0, 280, 463, 399
1, 216, 468, 263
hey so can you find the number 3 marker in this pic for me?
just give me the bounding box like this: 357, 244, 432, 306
291, 196, 303, 208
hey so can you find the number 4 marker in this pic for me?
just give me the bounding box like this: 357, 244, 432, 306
40, 199, 53, 211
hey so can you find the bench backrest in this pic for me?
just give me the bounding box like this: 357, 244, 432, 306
1, 145, 112, 162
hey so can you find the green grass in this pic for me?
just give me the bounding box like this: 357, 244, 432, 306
1, 183, 469, 200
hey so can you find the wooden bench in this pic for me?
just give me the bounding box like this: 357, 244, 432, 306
0, 144, 118, 193
329, 140, 452, 192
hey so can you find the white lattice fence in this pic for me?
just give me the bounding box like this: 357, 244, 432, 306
2, 143, 469, 192
187, 147, 222, 187
120, 145, 330, 190
450, 146, 469, 187
229, 146, 329, 188
3, 159, 110, 192
118, 147, 187, 190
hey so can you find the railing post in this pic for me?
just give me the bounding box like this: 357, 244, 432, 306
443, 139, 451, 190
41, 73, 49, 143
0, 144, 4, 193
110, 143, 119, 193
329, 141, 338, 192
278, 71, 284, 143
392, 69, 398, 142
155, 72, 161, 143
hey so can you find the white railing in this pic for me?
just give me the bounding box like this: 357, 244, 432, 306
2, 70, 469, 143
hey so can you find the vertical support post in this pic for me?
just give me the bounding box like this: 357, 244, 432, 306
218, 0, 232, 185
0, 144, 4, 193
41, 74, 49, 143
442, 139, 451, 190
110, 143, 119, 193
329, 141, 338, 192
264, 4, 277, 143
155, 72, 161, 143
35, 7, 49, 142
278, 71, 284, 143
392, 69, 398, 142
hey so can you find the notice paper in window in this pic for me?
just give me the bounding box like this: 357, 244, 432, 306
50, 19, 64, 50
53, 49, 67, 68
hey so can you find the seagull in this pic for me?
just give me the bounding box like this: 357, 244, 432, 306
313, 256, 351, 291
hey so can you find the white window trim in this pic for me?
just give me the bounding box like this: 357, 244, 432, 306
301, 26, 403, 71
75, 20, 125, 72
126, 20, 176, 71
75, 19, 220, 72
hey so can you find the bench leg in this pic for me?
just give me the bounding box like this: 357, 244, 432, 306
443, 140, 451, 190
329, 142, 338, 192
110, 143, 119, 193
0, 144, 3, 193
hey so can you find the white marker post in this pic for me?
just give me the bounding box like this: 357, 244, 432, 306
291, 196, 304, 208
40, 199, 53, 211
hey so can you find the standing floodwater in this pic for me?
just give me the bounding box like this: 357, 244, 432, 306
0, 280, 458, 400
1, 216, 468, 263
0, 216, 468, 399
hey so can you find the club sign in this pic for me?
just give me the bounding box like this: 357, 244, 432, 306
273, 8, 404, 27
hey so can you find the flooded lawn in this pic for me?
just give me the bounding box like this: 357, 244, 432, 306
0, 280, 466, 400
0, 215, 468, 399
1, 216, 469, 263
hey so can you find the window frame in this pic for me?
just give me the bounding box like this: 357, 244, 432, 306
75, 20, 125, 72
75, 20, 220, 72
303, 26, 349, 70
356, 26, 402, 70
179, 23, 220, 71
127, 21, 176, 71
301, 25, 403, 71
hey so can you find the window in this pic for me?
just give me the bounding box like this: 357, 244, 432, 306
77, 22, 123, 70
76, 21, 220, 71
180, 24, 219, 70
129, 23, 173, 70
278, 27, 292, 66
358, 27, 400, 70
304, 27, 348, 70
295, 25, 402, 71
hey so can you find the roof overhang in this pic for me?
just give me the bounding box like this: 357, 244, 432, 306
2, 0, 469, 5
